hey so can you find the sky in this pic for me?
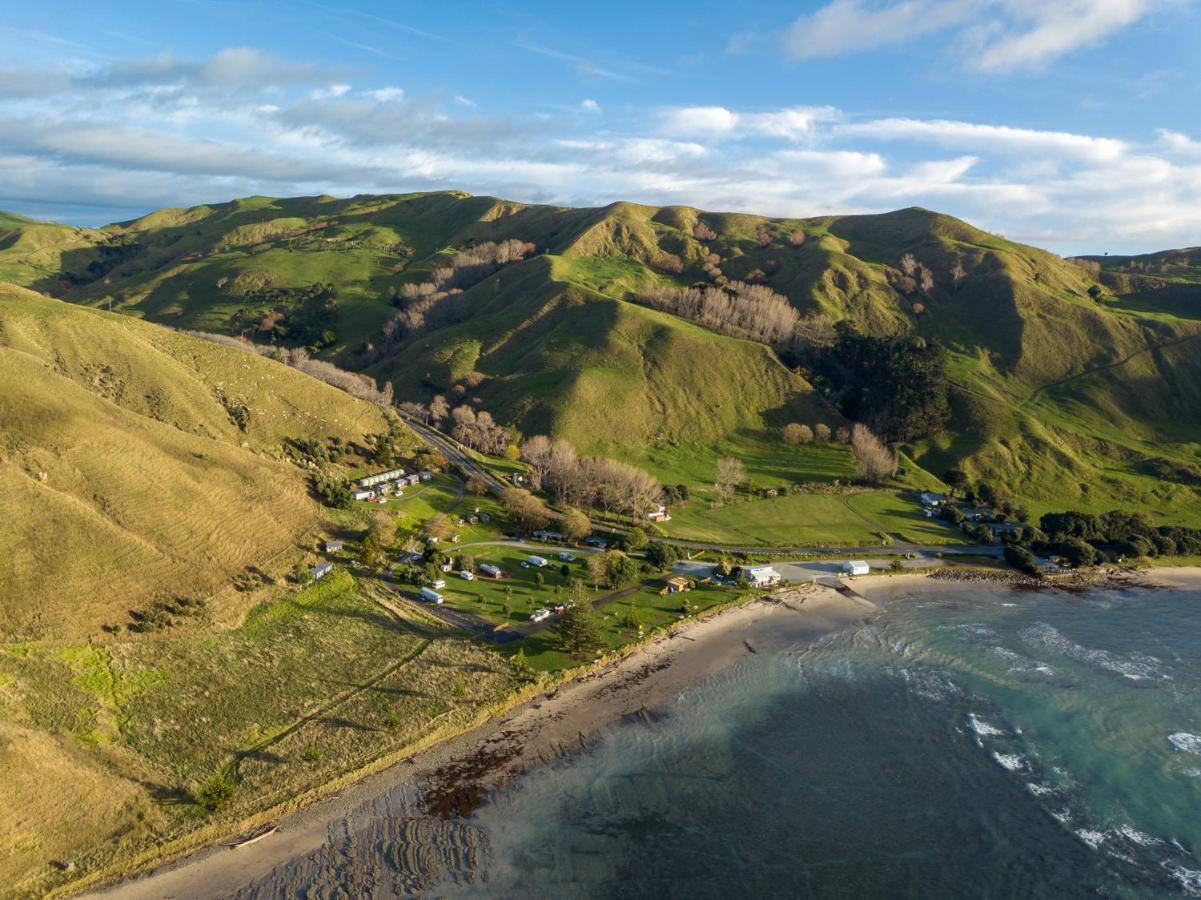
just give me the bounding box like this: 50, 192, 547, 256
1, 0, 1199, 254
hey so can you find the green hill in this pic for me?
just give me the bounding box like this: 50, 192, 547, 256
0, 283, 390, 639
3, 192, 1200, 522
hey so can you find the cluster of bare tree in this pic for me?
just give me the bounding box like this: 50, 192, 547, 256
782, 422, 843, 445
520, 436, 663, 516
693, 221, 718, 241
638, 281, 800, 346
898, 253, 935, 295
449, 405, 512, 455
850, 423, 898, 484
188, 332, 394, 406
383, 240, 535, 340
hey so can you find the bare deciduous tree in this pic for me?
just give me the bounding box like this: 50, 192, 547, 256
851, 424, 897, 484
428, 394, 449, 427
814, 422, 832, 442
715, 456, 747, 502
900, 253, 918, 277
783, 423, 813, 446
693, 221, 717, 241
639, 281, 799, 345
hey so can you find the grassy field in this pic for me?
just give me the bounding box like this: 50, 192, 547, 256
657, 488, 963, 547
0, 285, 391, 640
0, 569, 519, 896
510, 581, 745, 671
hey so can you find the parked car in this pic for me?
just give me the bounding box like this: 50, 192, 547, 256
584, 537, 607, 549
530, 608, 551, 623
558, 551, 577, 562
460, 570, 475, 581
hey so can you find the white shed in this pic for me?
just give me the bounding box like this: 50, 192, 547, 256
842, 560, 871, 577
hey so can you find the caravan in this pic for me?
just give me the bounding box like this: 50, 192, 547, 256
418, 587, 444, 604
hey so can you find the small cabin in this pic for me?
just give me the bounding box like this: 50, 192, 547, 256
842, 560, 870, 577
322, 539, 344, 553
310, 562, 333, 581
660, 576, 694, 595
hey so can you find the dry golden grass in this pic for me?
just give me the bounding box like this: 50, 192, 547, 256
0, 284, 389, 639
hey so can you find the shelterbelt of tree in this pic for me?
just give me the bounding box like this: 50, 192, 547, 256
3, 191, 1200, 524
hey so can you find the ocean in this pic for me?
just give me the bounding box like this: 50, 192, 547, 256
236, 582, 1201, 899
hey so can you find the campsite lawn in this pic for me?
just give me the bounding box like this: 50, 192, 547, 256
510, 580, 742, 672
659, 489, 967, 547
660, 491, 891, 547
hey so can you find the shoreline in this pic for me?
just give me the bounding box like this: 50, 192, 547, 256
84, 583, 878, 899
80, 565, 1201, 898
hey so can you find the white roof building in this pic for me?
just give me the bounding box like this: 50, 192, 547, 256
742, 565, 781, 587
842, 560, 871, 576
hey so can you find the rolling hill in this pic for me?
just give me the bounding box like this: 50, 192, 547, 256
3, 192, 1200, 521
0, 283, 390, 640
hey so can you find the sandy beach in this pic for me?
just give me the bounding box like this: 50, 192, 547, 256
84, 583, 878, 899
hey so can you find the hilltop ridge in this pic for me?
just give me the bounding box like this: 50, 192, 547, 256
2, 191, 1199, 520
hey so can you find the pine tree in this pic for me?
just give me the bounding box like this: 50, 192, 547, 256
554, 582, 603, 654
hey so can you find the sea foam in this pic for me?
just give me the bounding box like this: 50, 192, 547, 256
1168, 733, 1201, 755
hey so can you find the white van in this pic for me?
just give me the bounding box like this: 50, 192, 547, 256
530, 608, 551, 622
460, 570, 475, 581
527, 555, 549, 568
419, 587, 444, 604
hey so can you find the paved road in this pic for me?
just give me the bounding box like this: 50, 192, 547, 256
400, 415, 508, 495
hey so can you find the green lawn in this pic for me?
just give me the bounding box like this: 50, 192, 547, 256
416, 548, 591, 628
511, 581, 741, 671
845, 492, 964, 544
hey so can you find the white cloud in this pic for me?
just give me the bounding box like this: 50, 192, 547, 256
837, 118, 1128, 161
367, 86, 406, 102
311, 83, 352, 99
661, 105, 840, 141
581, 98, 600, 112
784, 0, 1172, 72
1, 49, 1199, 255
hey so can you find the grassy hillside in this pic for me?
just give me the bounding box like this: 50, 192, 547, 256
0, 284, 390, 639
3, 193, 1200, 521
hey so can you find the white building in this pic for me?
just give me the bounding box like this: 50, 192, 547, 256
742, 565, 781, 588
310, 562, 333, 581
842, 560, 871, 577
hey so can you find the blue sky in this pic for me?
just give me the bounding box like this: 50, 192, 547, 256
1, 0, 1199, 253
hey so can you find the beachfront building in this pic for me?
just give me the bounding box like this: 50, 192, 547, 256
741, 565, 781, 588
842, 560, 871, 577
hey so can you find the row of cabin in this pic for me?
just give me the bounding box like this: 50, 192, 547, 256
353, 470, 434, 501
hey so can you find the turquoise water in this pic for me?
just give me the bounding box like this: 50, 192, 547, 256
238, 585, 1201, 898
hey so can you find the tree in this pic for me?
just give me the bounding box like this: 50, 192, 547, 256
851, 424, 897, 484
358, 531, 383, 570
194, 770, 236, 812
1087, 284, 1104, 302
466, 473, 490, 495
311, 471, 351, 509
814, 423, 832, 442
715, 456, 747, 502
943, 469, 968, 496
1058, 536, 1098, 568
645, 541, 679, 571
782, 423, 813, 446
562, 507, 592, 542
788, 229, 806, 246
835, 426, 851, 443
501, 487, 550, 531
426, 512, 452, 541
626, 527, 649, 552
520, 435, 553, 489
1004, 545, 1042, 578
428, 394, 449, 428
510, 647, 535, 680
555, 583, 603, 654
